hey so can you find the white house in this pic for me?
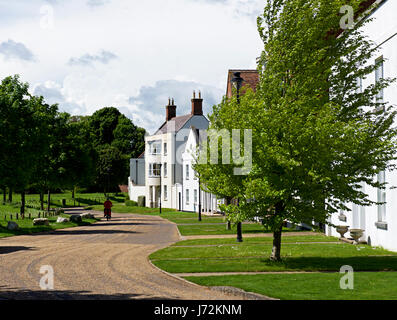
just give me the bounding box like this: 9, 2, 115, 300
326, 0, 397, 251
181, 126, 223, 213
128, 92, 220, 212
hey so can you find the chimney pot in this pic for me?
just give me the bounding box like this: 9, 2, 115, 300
166, 98, 176, 121
191, 91, 203, 116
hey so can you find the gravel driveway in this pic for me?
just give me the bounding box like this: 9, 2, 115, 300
0, 211, 245, 300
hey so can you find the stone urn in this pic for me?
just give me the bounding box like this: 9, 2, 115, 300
336, 225, 349, 238
349, 229, 364, 244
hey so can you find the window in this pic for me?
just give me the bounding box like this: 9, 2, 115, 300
164, 185, 168, 200
149, 163, 161, 177
186, 189, 190, 204
375, 57, 384, 110
164, 142, 167, 155
149, 141, 161, 155
377, 171, 386, 222
194, 189, 198, 204
186, 164, 190, 180
164, 163, 167, 177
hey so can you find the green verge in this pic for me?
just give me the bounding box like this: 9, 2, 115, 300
184, 272, 397, 300
86, 203, 304, 236
150, 242, 397, 273
171, 235, 338, 246
86, 204, 179, 215
176, 223, 284, 236
0, 215, 99, 238
1, 192, 126, 211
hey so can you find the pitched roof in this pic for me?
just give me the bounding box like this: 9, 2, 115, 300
154, 114, 193, 135
226, 69, 259, 98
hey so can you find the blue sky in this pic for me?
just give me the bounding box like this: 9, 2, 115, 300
0, 0, 263, 133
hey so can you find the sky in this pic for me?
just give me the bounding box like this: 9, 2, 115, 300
0, 0, 264, 134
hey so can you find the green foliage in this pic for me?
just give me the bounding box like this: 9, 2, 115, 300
138, 195, 146, 207
195, 0, 397, 260
125, 200, 138, 207
88, 107, 146, 192
0, 76, 58, 193
96, 146, 127, 194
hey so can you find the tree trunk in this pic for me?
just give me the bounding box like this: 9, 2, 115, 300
20, 191, 25, 215
40, 191, 44, 210
47, 189, 51, 212
236, 198, 243, 242
8, 187, 12, 203
225, 197, 231, 230
270, 202, 285, 261
72, 187, 75, 200
270, 225, 283, 261
2, 188, 6, 203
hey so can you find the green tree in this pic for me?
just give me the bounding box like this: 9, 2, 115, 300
89, 107, 146, 190
0, 75, 58, 213
33, 112, 94, 210
96, 146, 127, 195
197, 0, 397, 261
193, 97, 248, 232
89, 107, 122, 147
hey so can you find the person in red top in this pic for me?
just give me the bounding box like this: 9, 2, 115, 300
104, 198, 113, 220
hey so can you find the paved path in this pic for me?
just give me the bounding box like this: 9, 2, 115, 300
0, 211, 249, 300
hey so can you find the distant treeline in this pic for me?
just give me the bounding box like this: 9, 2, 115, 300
0, 75, 145, 212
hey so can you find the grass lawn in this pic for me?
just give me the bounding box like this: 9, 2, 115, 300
1, 192, 127, 213
176, 223, 265, 236
167, 217, 226, 224
171, 234, 339, 246
150, 241, 397, 273
184, 272, 397, 300
86, 204, 178, 215
0, 214, 99, 238
87, 202, 304, 236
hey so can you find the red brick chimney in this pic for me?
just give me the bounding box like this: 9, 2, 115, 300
191, 91, 203, 115
166, 98, 176, 121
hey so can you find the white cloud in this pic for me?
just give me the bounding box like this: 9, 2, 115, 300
86, 0, 110, 7
0, 0, 263, 133
68, 50, 118, 67
128, 79, 224, 133
32, 81, 87, 115
0, 39, 35, 61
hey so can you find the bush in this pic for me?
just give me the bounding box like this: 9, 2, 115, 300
137, 196, 146, 207
125, 200, 138, 207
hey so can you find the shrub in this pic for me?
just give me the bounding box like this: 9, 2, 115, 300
125, 200, 138, 207
137, 196, 146, 207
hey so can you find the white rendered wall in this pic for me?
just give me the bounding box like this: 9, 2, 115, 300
327, 0, 397, 251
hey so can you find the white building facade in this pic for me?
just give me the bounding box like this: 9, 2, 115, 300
129, 93, 220, 212
326, 0, 397, 251
181, 127, 223, 213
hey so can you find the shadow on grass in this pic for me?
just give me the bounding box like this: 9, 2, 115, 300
153, 255, 397, 273
269, 255, 397, 271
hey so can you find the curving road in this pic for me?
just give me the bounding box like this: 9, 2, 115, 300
0, 211, 244, 300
